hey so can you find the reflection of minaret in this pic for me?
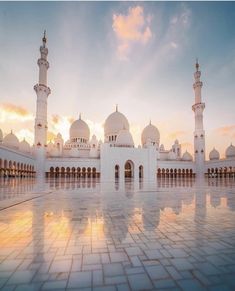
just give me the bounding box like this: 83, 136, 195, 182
34, 31, 51, 177
192, 59, 205, 176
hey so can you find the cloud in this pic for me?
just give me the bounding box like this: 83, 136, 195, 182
112, 6, 152, 59
215, 125, 235, 137
181, 142, 193, 154
0, 103, 33, 123
167, 130, 187, 140
15, 129, 34, 144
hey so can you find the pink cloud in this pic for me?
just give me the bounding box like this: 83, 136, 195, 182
112, 6, 152, 59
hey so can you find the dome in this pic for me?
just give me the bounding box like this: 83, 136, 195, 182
175, 139, 179, 144
3, 131, 19, 149
70, 115, 90, 142
69, 147, 79, 158
225, 143, 235, 159
209, 148, 220, 160
168, 150, 177, 160
141, 122, 160, 147
160, 144, 165, 151
90, 135, 98, 148
0, 128, 3, 142
19, 139, 31, 153
182, 150, 193, 161
116, 129, 134, 147
104, 107, 129, 137
57, 133, 62, 139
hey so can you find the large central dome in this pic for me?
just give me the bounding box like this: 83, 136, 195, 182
70, 115, 90, 142
104, 107, 129, 137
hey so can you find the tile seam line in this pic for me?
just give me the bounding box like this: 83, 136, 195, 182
0, 191, 53, 212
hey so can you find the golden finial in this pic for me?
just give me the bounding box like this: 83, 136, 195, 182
43, 30, 47, 44
195, 57, 199, 71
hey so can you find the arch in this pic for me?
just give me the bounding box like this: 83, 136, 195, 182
124, 160, 134, 179
139, 165, 143, 179
92, 167, 96, 178
115, 165, 119, 179
50, 167, 54, 177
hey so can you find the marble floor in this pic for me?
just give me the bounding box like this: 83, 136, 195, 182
0, 177, 235, 291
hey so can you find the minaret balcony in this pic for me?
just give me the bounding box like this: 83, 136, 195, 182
34, 84, 51, 96
193, 81, 203, 89
192, 102, 205, 112
37, 58, 49, 69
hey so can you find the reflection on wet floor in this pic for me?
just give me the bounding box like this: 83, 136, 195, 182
0, 177, 235, 290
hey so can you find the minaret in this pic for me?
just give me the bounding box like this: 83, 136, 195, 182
34, 31, 51, 177
192, 59, 205, 175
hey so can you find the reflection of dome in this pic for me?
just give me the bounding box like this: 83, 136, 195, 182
70, 115, 90, 142
104, 107, 129, 137
225, 144, 235, 159
0, 128, 3, 142
3, 131, 19, 149
168, 151, 177, 160
69, 147, 79, 157
209, 148, 220, 160
182, 151, 193, 161
116, 129, 134, 147
141, 122, 160, 147
19, 139, 31, 153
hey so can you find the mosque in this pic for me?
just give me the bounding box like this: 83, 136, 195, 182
0, 33, 235, 181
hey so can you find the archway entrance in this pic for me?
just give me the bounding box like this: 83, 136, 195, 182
115, 165, 119, 179
139, 165, 143, 179
124, 161, 134, 179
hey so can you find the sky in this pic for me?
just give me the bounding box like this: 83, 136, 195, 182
0, 1, 235, 158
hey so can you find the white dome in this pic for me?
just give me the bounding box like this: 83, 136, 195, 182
209, 148, 220, 160
69, 147, 79, 158
57, 133, 62, 139
225, 144, 235, 159
70, 116, 90, 141
3, 131, 19, 149
168, 151, 177, 160
90, 135, 98, 147
182, 151, 193, 161
0, 128, 3, 142
104, 108, 129, 137
19, 139, 31, 153
141, 122, 160, 147
116, 129, 134, 147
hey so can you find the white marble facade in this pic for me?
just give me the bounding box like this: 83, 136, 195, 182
0, 33, 235, 180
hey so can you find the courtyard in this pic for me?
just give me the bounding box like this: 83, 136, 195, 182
0, 177, 235, 291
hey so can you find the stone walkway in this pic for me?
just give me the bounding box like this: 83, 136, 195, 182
0, 177, 235, 290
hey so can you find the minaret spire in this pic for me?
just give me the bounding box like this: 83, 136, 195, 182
34, 32, 51, 177
192, 59, 205, 176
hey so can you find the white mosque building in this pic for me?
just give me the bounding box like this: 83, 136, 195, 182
0, 33, 235, 181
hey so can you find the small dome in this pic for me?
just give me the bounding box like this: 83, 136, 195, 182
168, 150, 177, 160
175, 139, 179, 144
69, 147, 79, 157
19, 139, 31, 153
90, 135, 98, 148
141, 122, 160, 147
116, 129, 134, 147
3, 131, 19, 149
160, 144, 165, 151
70, 115, 90, 142
0, 128, 3, 142
57, 133, 62, 139
209, 148, 220, 160
225, 143, 235, 159
104, 107, 129, 137
182, 150, 193, 161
